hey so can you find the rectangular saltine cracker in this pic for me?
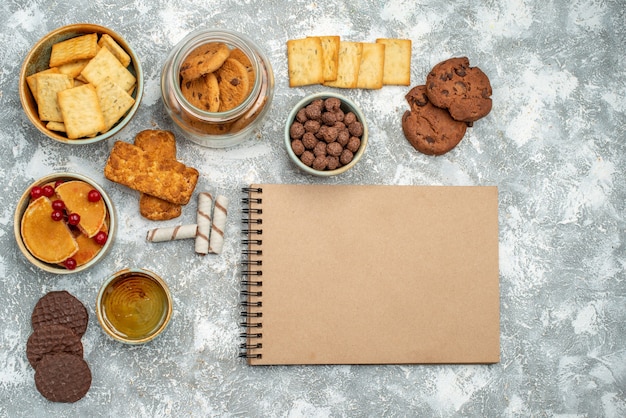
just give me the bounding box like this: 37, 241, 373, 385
375, 38, 412, 85
97, 34, 131, 67
308, 35, 340, 81
287, 37, 325, 87
323, 41, 363, 89
27, 67, 61, 103
104, 141, 199, 206
96, 78, 135, 132
58, 84, 106, 138
81, 47, 136, 91
356, 42, 386, 89
35, 73, 73, 122
46, 121, 66, 132
55, 58, 92, 79
49, 33, 98, 68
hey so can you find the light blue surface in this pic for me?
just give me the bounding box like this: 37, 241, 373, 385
1, 1, 625, 416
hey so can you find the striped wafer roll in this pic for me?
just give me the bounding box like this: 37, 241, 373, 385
146, 224, 197, 242
208, 195, 229, 254
195, 192, 213, 255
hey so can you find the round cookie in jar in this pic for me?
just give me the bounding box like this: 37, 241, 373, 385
161, 29, 275, 148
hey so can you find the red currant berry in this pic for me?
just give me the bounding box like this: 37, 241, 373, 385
52, 200, 66, 211
51, 210, 64, 221
87, 189, 101, 202
94, 231, 108, 245
63, 258, 77, 270
42, 185, 55, 197
54, 180, 64, 188
68, 213, 81, 226
30, 186, 43, 199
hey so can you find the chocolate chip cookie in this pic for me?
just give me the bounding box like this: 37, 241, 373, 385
401, 85, 467, 155
216, 58, 250, 112
180, 42, 230, 82
425, 57, 492, 123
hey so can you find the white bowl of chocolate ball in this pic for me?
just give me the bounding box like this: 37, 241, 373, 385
285, 92, 368, 176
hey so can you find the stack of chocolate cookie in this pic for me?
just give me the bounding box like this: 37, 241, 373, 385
401, 57, 492, 155
27, 290, 92, 403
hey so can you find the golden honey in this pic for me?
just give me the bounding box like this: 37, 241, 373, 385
99, 270, 171, 342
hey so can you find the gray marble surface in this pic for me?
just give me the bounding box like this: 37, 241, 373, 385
1, 0, 625, 416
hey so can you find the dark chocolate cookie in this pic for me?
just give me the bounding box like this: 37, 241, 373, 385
31, 291, 88, 338
425, 57, 492, 123
34, 353, 91, 403
26, 324, 84, 369
401, 85, 467, 155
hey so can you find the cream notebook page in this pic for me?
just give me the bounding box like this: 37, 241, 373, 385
241, 184, 500, 365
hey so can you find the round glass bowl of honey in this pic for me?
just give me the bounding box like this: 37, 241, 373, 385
160, 29, 274, 148
96, 268, 173, 344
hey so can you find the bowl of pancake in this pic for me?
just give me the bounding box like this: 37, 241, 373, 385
14, 172, 116, 274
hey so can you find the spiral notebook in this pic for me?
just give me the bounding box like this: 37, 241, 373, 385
240, 184, 500, 365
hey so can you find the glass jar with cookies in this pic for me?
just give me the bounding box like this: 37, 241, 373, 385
161, 29, 274, 148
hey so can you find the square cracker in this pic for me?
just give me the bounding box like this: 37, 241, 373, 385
55, 58, 92, 79
323, 41, 363, 89
49, 33, 98, 68
81, 47, 136, 91
46, 121, 66, 132
287, 37, 324, 87
308, 35, 340, 81
375, 38, 412, 85
27, 67, 60, 103
104, 141, 199, 206
58, 84, 106, 139
35, 72, 73, 122
356, 42, 385, 90
96, 77, 135, 132
97, 33, 131, 67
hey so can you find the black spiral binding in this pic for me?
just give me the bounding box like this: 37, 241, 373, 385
239, 187, 263, 359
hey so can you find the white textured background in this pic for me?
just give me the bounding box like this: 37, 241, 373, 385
1, 0, 625, 416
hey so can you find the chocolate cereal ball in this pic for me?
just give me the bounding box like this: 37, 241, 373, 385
344, 112, 357, 125
340, 149, 354, 165
347, 136, 361, 153
291, 139, 305, 156
348, 121, 363, 137
304, 119, 321, 134
302, 132, 317, 149
300, 150, 315, 166
324, 97, 341, 111
289, 122, 305, 139
326, 156, 340, 170
337, 130, 350, 147
296, 108, 308, 123
318, 125, 338, 143
313, 141, 327, 157
327, 142, 343, 157
321, 111, 337, 126
305, 103, 322, 120
312, 155, 328, 170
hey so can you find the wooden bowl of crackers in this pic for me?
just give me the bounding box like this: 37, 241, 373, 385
285, 92, 368, 176
14, 172, 117, 274
19, 23, 143, 145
